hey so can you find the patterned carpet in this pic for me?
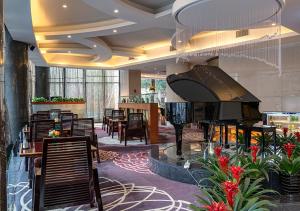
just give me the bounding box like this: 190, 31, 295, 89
7, 146, 199, 211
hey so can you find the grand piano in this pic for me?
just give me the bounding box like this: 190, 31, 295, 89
166, 65, 262, 157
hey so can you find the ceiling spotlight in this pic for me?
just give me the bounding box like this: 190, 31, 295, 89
62, 4, 68, 8
93, 44, 97, 48
271, 23, 276, 26
67, 35, 72, 38
178, 40, 182, 43
114, 9, 119, 13
113, 29, 117, 33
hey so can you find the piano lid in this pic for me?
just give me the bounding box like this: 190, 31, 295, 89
167, 65, 260, 103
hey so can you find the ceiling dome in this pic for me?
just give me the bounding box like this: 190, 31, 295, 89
173, 0, 285, 31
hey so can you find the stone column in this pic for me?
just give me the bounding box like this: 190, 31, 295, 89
0, 0, 6, 209
35, 66, 49, 98
165, 62, 190, 102
120, 70, 141, 100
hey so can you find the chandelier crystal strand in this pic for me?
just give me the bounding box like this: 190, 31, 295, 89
173, 0, 283, 74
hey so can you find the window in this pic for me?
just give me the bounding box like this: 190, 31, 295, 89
48, 67, 119, 121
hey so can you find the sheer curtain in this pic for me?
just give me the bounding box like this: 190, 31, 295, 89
65, 68, 84, 98
49, 67, 64, 97
86, 69, 104, 120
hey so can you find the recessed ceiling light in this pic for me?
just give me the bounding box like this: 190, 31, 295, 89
271, 23, 276, 26
67, 35, 72, 38
113, 29, 117, 33
114, 9, 119, 13
178, 40, 182, 43
62, 4, 67, 8
93, 44, 97, 48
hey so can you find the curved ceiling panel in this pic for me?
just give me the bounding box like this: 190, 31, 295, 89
31, 0, 115, 27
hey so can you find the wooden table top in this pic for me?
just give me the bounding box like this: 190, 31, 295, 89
20, 142, 97, 158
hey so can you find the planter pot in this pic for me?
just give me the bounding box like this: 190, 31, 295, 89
263, 170, 280, 193
280, 173, 300, 195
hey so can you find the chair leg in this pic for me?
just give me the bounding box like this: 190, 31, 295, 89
33, 174, 41, 211
145, 131, 148, 145
93, 169, 104, 211
125, 136, 127, 146
97, 147, 101, 163
25, 157, 28, 172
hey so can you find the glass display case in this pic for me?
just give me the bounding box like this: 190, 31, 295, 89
263, 112, 300, 134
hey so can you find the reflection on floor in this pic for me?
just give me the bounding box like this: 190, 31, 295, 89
7, 146, 199, 211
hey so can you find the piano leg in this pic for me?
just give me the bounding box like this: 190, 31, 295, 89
174, 124, 184, 158
203, 123, 209, 141
224, 125, 229, 149
219, 125, 223, 146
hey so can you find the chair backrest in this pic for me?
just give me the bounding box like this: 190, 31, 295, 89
30, 120, 55, 142
49, 109, 61, 120
60, 113, 74, 132
71, 118, 95, 141
112, 109, 125, 120
104, 108, 113, 117
40, 136, 93, 209
31, 113, 49, 121
127, 113, 144, 130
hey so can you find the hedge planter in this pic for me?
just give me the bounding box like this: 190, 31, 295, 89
280, 173, 300, 195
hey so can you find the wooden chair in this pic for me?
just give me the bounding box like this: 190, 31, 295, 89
122, 113, 147, 146
109, 110, 125, 139
32, 136, 103, 211
31, 113, 50, 121
102, 108, 113, 132
30, 120, 55, 142
72, 118, 100, 163
60, 112, 75, 136
49, 109, 61, 120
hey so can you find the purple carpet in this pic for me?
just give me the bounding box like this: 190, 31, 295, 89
8, 146, 200, 210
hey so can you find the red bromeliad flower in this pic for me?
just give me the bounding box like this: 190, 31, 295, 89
249, 145, 259, 163
295, 132, 300, 142
283, 127, 288, 137
222, 181, 239, 208
283, 143, 296, 159
218, 156, 230, 174
230, 166, 244, 184
205, 201, 228, 211
214, 146, 222, 158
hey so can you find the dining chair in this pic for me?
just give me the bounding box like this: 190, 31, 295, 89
32, 136, 103, 211
72, 118, 100, 163
31, 113, 50, 121
109, 109, 125, 139
60, 112, 75, 136
122, 113, 147, 146
30, 120, 55, 142
102, 108, 113, 132
49, 109, 61, 120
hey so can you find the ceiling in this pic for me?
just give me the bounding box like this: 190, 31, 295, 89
31, 0, 114, 28
3, 0, 300, 70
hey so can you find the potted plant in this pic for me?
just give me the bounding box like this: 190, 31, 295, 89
192, 146, 277, 211
276, 142, 300, 195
